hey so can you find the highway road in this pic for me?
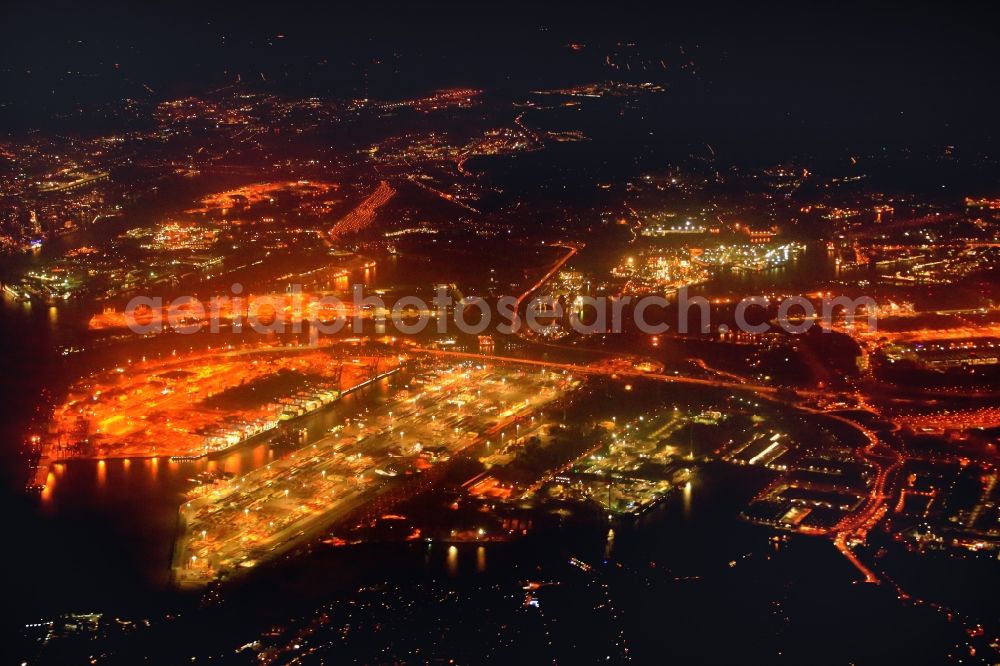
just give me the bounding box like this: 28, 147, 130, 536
513, 241, 582, 329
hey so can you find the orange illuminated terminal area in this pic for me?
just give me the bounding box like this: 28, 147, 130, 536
173, 362, 575, 585
87, 287, 362, 332
185, 180, 340, 215
44, 343, 398, 461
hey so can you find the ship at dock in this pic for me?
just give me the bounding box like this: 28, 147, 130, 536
24, 435, 50, 495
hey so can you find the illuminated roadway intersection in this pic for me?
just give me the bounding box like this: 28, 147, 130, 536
173, 362, 576, 585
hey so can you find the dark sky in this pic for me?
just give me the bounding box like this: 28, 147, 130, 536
1, 1, 998, 153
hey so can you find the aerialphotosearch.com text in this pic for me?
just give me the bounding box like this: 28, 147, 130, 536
123, 284, 879, 341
